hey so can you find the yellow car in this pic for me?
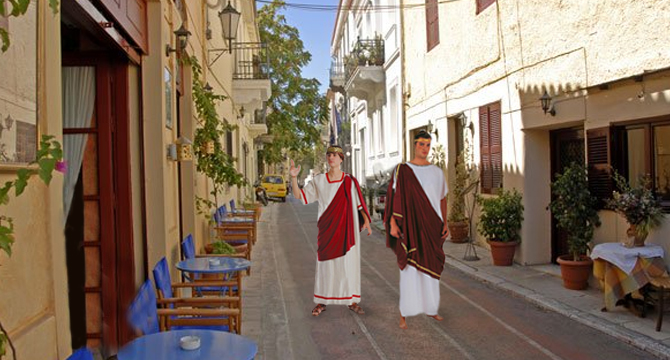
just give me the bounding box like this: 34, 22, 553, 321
261, 174, 287, 202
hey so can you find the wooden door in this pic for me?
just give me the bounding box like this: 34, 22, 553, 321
550, 128, 585, 262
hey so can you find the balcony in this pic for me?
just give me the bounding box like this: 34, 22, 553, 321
249, 107, 268, 140
329, 61, 345, 93
232, 42, 272, 109
344, 38, 385, 101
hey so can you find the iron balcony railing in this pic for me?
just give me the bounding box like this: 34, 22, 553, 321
232, 42, 270, 80
344, 37, 385, 82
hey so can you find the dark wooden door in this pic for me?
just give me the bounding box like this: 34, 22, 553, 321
550, 128, 585, 262
63, 54, 136, 354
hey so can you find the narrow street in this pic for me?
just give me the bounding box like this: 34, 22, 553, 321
243, 197, 652, 360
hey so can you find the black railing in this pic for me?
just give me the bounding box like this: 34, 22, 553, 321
330, 61, 345, 81
232, 42, 270, 80
344, 37, 385, 82
253, 106, 267, 125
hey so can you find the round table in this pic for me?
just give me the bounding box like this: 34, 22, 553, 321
176, 257, 252, 275
117, 329, 257, 360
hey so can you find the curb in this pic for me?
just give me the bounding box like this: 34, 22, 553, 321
444, 254, 670, 360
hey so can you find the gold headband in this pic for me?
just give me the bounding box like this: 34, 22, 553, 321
326, 146, 343, 154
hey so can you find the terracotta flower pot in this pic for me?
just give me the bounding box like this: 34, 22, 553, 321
487, 240, 518, 266
557, 255, 593, 290
448, 221, 469, 243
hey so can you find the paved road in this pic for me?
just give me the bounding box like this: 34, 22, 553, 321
244, 197, 652, 360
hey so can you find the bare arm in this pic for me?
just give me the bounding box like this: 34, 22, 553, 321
289, 160, 302, 199
441, 196, 449, 239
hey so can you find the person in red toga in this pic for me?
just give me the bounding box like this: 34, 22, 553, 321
289, 145, 372, 317
385, 130, 449, 329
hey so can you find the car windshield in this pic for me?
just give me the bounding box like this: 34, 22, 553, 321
263, 176, 283, 184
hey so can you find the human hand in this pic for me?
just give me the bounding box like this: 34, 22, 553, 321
362, 220, 372, 236
390, 222, 401, 238
289, 159, 301, 178
441, 224, 449, 239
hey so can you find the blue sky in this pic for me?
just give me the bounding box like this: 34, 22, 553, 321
265, 0, 340, 94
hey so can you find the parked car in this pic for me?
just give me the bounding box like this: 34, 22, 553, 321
261, 174, 287, 202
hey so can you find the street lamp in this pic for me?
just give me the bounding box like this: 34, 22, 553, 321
219, 1, 241, 53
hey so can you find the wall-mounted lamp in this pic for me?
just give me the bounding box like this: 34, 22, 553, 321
0, 114, 14, 137
166, 24, 192, 57
540, 90, 556, 116
238, 106, 246, 119
426, 120, 439, 141
203, 82, 213, 93
176, 136, 193, 161
219, 1, 241, 53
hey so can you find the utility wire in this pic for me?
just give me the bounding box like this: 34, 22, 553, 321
256, 0, 461, 12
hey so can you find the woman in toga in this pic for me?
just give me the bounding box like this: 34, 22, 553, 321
290, 145, 372, 317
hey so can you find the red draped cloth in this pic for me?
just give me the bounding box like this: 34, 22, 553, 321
317, 175, 371, 261
384, 164, 445, 279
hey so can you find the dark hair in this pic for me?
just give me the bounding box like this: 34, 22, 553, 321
326, 145, 345, 161
414, 129, 432, 142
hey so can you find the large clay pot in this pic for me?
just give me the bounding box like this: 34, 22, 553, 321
487, 240, 519, 266
448, 221, 469, 243
557, 255, 593, 290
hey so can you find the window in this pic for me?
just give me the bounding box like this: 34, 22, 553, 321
476, 0, 496, 14
377, 100, 384, 154
389, 86, 399, 152
588, 120, 670, 210
479, 102, 502, 194
614, 122, 670, 207
425, 0, 439, 52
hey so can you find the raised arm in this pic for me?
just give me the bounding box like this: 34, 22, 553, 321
289, 159, 302, 200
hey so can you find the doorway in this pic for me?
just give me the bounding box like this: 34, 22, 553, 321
550, 128, 585, 262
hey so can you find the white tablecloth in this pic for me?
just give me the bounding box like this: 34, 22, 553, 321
590, 242, 665, 274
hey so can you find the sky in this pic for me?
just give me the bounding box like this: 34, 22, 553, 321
258, 0, 340, 95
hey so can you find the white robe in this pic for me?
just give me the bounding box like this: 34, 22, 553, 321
301, 172, 364, 305
393, 163, 448, 317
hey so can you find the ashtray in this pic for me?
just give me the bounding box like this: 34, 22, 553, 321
208, 258, 221, 267
180, 335, 201, 350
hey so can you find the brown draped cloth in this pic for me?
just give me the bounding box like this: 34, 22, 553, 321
317, 175, 371, 261
384, 164, 445, 279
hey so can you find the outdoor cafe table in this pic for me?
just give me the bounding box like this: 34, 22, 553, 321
117, 329, 257, 360
591, 242, 667, 313
176, 257, 252, 281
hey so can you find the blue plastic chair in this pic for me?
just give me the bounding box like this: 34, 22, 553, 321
67, 348, 94, 360
152, 258, 240, 332
127, 279, 161, 335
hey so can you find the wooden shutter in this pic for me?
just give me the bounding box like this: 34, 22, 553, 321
489, 102, 502, 192
97, 0, 148, 53
587, 127, 613, 208
476, 0, 497, 14
480, 102, 502, 194
480, 105, 492, 193
426, 0, 440, 51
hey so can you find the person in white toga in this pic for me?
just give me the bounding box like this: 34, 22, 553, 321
385, 130, 449, 329
289, 145, 372, 317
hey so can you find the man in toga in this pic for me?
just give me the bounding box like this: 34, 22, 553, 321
385, 130, 449, 329
290, 145, 372, 316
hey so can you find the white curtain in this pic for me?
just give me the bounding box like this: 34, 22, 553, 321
62, 67, 96, 224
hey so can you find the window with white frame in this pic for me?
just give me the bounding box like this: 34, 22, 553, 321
389, 85, 399, 152
378, 100, 384, 154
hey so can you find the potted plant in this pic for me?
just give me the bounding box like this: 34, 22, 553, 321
607, 172, 665, 247
477, 189, 524, 266
549, 163, 601, 290
446, 150, 478, 243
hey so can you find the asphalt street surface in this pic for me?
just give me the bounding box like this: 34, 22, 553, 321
248, 196, 653, 360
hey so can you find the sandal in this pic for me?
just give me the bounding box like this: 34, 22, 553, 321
348, 303, 365, 315
312, 304, 326, 316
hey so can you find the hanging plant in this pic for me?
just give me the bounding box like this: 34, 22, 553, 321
183, 56, 246, 211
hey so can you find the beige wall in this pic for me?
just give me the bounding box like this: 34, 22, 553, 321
0, 1, 71, 359
402, 0, 670, 264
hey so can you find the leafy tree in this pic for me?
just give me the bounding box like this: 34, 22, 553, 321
257, 0, 328, 165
